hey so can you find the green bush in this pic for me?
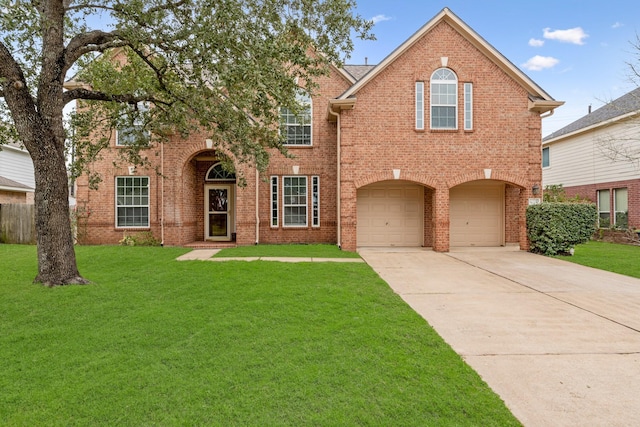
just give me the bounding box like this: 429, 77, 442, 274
526, 202, 597, 255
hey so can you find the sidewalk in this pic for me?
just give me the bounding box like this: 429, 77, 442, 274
176, 249, 364, 263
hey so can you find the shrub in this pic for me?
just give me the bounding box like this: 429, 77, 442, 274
527, 202, 597, 255
119, 231, 161, 246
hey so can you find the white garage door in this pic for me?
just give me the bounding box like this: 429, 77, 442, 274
357, 182, 424, 247
450, 181, 504, 247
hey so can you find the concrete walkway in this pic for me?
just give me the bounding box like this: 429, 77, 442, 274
359, 246, 640, 427
176, 249, 364, 263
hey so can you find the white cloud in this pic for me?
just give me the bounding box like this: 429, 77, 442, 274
612, 22, 623, 29
371, 14, 392, 24
543, 27, 588, 45
529, 38, 545, 47
522, 55, 560, 71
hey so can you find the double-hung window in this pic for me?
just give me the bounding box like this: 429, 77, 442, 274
430, 68, 458, 129
614, 188, 628, 228
597, 189, 610, 228
283, 176, 307, 227
116, 176, 149, 227
281, 92, 312, 146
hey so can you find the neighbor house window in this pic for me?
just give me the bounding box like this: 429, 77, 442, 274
542, 147, 550, 168
116, 101, 150, 146
614, 188, 628, 228
281, 92, 312, 146
463, 83, 473, 130
271, 176, 278, 227
283, 176, 307, 227
430, 68, 457, 129
116, 176, 149, 227
597, 189, 610, 228
415, 81, 424, 130
312, 176, 320, 227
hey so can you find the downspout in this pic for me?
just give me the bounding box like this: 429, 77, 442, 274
255, 167, 259, 245
327, 106, 341, 249
160, 141, 165, 246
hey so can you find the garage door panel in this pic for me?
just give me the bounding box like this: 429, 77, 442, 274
450, 182, 504, 247
357, 182, 424, 247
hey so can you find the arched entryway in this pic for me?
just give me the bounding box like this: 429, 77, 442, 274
204, 162, 236, 241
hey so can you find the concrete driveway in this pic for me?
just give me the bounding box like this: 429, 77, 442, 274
358, 246, 640, 427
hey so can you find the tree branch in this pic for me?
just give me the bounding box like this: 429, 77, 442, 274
64, 30, 128, 70
62, 87, 172, 107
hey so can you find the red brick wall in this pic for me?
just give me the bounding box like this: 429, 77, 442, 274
0, 191, 28, 204
562, 178, 640, 229
75, 20, 544, 251
338, 21, 541, 251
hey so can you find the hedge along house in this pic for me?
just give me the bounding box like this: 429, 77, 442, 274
74, 8, 562, 251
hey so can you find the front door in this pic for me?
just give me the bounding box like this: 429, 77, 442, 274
205, 184, 233, 240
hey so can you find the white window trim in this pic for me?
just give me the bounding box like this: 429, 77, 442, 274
270, 176, 279, 227
613, 187, 628, 227
597, 189, 611, 228
463, 82, 473, 130
415, 81, 424, 130
430, 68, 458, 130
312, 175, 320, 227
282, 175, 308, 228
115, 176, 150, 228
282, 92, 313, 147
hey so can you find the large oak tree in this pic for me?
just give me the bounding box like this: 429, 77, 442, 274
0, 0, 372, 286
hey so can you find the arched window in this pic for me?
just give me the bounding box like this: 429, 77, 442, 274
280, 91, 312, 146
430, 68, 458, 129
205, 162, 236, 181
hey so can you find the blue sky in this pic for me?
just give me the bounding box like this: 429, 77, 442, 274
350, 1, 640, 136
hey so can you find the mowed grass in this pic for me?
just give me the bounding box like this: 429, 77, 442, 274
215, 243, 361, 258
0, 244, 520, 426
560, 240, 640, 278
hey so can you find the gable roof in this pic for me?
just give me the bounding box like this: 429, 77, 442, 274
336, 8, 562, 114
342, 65, 376, 81
0, 175, 33, 193
543, 87, 640, 143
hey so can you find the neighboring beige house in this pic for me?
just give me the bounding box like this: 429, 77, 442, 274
542, 87, 640, 229
0, 142, 35, 204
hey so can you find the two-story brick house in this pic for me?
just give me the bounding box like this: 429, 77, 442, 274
75, 8, 562, 251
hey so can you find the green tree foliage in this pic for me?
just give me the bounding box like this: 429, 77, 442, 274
527, 203, 597, 256
0, 0, 372, 286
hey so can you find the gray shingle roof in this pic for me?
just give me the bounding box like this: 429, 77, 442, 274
0, 175, 33, 191
342, 65, 376, 81
544, 86, 640, 141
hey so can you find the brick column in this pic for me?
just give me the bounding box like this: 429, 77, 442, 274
432, 187, 450, 252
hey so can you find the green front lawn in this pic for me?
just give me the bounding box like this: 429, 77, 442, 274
0, 245, 519, 426
559, 241, 640, 278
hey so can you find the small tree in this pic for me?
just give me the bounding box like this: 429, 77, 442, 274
0, 0, 373, 286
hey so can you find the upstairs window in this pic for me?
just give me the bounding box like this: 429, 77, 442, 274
281, 92, 312, 146
430, 68, 457, 129
463, 83, 473, 130
542, 147, 550, 168
116, 101, 150, 146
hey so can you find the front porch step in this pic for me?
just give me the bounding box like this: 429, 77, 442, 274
184, 241, 237, 249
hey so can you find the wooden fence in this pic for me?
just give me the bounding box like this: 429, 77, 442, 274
0, 203, 36, 244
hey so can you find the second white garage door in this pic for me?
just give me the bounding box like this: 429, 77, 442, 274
450, 181, 504, 247
357, 182, 424, 247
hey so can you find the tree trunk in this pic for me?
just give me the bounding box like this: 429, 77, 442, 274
31, 133, 89, 287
